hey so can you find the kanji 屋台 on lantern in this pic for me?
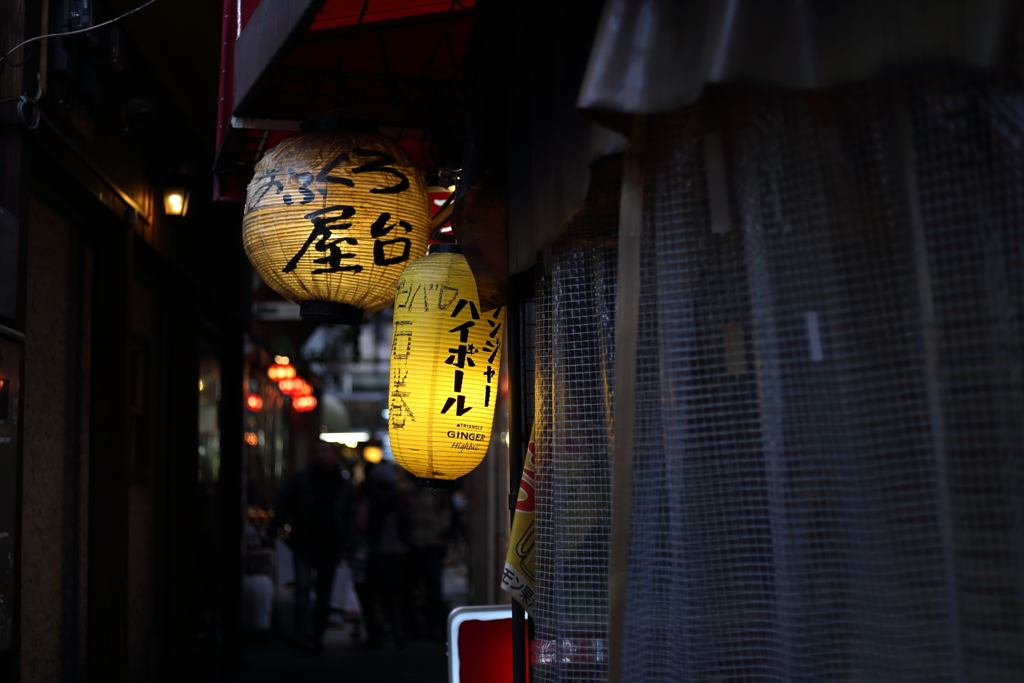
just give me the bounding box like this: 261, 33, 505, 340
388, 244, 504, 483
242, 120, 432, 325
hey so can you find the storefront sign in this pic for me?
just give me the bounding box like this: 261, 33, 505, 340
447, 605, 528, 683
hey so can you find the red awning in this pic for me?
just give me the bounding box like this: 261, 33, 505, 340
215, 0, 475, 202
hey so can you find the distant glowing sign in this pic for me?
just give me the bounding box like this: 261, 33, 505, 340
267, 363, 296, 381
246, 393, 264, 412
293, 395, 317, 412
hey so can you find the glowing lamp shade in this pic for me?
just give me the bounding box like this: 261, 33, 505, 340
267, 363, 296, 381
242, 126, 432, 325
278, 377, 310, 397
246, 393, 264, 412
293, 395, 317, 412
388, 245, 504, 482
363, 445, 383, 464
163, 188, 189, 216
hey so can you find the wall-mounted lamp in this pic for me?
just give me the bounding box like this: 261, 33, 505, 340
163, 188, 189, 216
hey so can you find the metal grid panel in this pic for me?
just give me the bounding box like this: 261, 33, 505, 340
531, 164, 620, 682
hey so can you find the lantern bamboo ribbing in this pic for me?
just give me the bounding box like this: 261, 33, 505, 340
388, 245, 504, 482
242, 127, 431, 324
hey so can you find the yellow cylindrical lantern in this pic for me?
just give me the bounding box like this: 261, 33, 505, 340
242, 120, 431, 324
388, 244, 504, 482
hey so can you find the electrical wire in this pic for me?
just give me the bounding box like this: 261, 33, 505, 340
0, 0, 158, 68
2, 45, 33, 68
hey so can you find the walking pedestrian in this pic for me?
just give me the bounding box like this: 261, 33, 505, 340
268, 441, 354, 650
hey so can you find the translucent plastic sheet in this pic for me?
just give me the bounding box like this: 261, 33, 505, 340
622, 75, 1024, 683
578, 0, 1012, 122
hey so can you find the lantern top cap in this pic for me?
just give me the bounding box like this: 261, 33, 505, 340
428, 243, 462, 255
300, 117, 377, 133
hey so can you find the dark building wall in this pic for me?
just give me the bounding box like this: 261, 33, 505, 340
127, 279, 160, 682
1, 1, 248, 679
21, 197, 90, 683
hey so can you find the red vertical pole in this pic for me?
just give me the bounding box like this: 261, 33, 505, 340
214, 0, 235, 202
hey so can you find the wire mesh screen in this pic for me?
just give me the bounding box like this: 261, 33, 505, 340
622, 75, 1024, 683
531, 157, 622, 682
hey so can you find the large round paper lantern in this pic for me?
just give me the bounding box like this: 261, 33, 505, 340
242, 120, 432, 324
388, 244, 504, 482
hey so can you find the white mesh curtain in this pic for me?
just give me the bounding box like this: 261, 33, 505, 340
622, 75, 1024, 683
528, 73, 1024, 683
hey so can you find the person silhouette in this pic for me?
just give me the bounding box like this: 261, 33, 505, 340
269, 441, 354, 650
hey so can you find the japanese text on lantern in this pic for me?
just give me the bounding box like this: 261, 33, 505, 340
389, 320, 414, 430
247, 148, 415, 275
441, 299, 502, 418
387, 276, 503, 433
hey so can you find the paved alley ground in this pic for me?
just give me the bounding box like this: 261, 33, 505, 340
229, 627, 449, 683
